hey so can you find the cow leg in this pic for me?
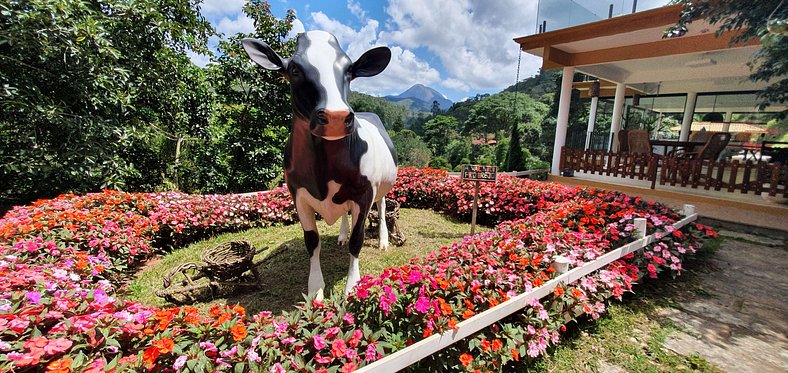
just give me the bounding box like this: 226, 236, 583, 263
296, 202, 324, 300
377, 198, 390, 251
344, 200, 370, 295
337, 213, 349, 248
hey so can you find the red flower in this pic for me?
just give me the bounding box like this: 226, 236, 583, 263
152, 337, 174, 354
331, 339, 347, 358
491, 339, 503, 352
459, 353, 473, 367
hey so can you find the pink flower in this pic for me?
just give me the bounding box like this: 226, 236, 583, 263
314, 353, 332, 364
527, 340, 540, 357
324, 326, 340, 339
173, 355, 188, 370
247, 349, 261, 363
342, 362, 358, 372
270, 363, 285, 373
313, 335, 327, 350
414, 296, 431, 313
44, 338, 73, 355
342, 313, 355, 325
365, 344, 379, 362
331, 339, 347, 358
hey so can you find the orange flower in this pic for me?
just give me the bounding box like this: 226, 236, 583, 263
152, 337, 174, 354
230, 324, 247, 342
142, 345, 160, 364
422, 328, 433, 338
448, 318, 458, 330
232, 304, 246, 316
553, 287, 564, 296
571, 288, 584, 299
491, 339, 503, 352
46, 357, 73, 373
488, 297, 499, 307
459, 353, 473, 367
462, 309, 475, 319
480, 338, 490, 352
510, 348, 520, 361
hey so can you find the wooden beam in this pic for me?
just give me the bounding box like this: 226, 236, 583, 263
542, 46, 572, 70
514, 5, 683, 50
578, 87, 641, 99
569, 29, 759, 66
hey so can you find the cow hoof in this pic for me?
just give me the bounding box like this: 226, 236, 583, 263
379, 242, 389, 252
314, 288, 324, 302
337, 237, 348, 248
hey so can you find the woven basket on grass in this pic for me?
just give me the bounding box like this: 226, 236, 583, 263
200, 240, 257, 281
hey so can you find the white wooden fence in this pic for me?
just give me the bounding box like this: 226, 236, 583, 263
357, 204, 698, 372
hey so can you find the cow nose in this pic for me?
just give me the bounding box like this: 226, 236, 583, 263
315, 109, 353, 127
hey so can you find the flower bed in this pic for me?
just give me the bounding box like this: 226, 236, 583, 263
0, 168, 716, 372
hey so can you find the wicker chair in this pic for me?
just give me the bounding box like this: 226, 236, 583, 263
675, 132, 732, 161
617, 129, 630, 153
627, 129, 652, 155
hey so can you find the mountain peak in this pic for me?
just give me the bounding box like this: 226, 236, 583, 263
390, 84, 452, 112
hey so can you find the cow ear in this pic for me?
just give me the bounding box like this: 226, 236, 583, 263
351, 46, 391, 78
242, 38, 287, 71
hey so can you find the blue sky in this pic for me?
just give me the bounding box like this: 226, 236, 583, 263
192, 0, 668, 103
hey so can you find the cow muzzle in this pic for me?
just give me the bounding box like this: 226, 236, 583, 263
311, 109, 354, 140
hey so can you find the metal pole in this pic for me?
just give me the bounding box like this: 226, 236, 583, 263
470, 181, 479, 235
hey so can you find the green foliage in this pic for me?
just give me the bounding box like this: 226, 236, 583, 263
669, 0, 787, 113
428, 156, 451, 170
389, 130, 433, 168
463, 92, 550, 136
505, 123, 526, 171
445, 139, 472, 167
349, 91, 409, 131
422, 115, 460, 155
0, 0, 213, 206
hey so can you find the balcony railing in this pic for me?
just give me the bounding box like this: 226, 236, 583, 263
559, 147, 788, 197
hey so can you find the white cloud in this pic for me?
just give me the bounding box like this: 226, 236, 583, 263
187, 50, 213, 67
215, 14, 255, 36
379, 0, 542, 92
199, 0, 245, 17
307, 12, 440, 97
347, 0, 368, 20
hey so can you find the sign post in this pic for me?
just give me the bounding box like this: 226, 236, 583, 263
460, 164, 497, 235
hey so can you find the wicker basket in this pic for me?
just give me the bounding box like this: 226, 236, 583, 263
200, 240, 257, 281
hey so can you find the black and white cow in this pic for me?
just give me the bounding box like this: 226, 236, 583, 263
242, 31, 398, 298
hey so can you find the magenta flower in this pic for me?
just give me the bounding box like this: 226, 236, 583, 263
414, 296, 431, 314
313, 335, 326, 350
342, 313, 355, 325
24, 291, 41, 304
365, 343, 379, 362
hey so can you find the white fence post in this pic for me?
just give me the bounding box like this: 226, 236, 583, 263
634, 217, 647, 239
683, 204, 695, 216
551, 256, 570, 274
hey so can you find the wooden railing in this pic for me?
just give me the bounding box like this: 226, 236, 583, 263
559, 147, 788, 197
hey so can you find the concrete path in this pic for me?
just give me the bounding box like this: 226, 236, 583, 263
659, 230, 788, 372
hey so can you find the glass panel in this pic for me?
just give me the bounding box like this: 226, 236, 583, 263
535, 0, 672, 32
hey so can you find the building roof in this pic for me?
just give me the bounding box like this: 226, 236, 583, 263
668, 122, 772, 133
513, 5, 784, 113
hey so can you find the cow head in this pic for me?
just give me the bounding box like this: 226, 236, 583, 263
242, 31, 391, 140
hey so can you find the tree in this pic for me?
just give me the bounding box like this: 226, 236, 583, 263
0, 0, 214, 207
349, 92, 409, 130
669, 0, 787, 113
463, 92, 550, 136
431, 100, 442, 117
445, 139, 472, 167
199, 1, 296, 193
389, 130, 432, 167
505, 123, 526, 171
422, 115, 460, 155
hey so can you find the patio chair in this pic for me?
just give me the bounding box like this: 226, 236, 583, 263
674, 132, 732, 161
617, 129, 629, 153
627, 129, 652, 154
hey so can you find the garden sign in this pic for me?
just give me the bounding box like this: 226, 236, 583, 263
460, 164, 497, 235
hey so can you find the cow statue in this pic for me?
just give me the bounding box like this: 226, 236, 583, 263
242, 31, 398, 299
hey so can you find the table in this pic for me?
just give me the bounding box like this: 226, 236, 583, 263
649, 140, 706, 155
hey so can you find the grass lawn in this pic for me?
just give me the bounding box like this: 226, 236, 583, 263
127, 208, 477, 314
